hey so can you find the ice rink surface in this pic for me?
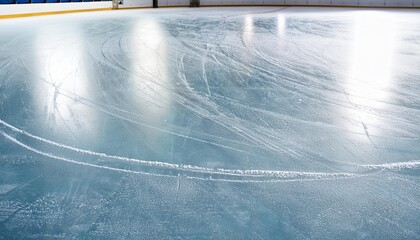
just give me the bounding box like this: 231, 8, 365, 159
0, 6, 420, 239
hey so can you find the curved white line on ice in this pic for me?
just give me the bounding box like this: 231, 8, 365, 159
360, 161, 420, 170
0, 119, 359, 181
0, 130, 359, 183
1, 119, 417, 183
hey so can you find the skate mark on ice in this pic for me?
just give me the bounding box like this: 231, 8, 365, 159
2, 118, 417, 183
0, 121, 359, 183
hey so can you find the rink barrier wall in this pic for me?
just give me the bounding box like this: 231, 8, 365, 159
200, 4, 420, 7
1, 0, 420, 19
0, 2, 112, 18
126, 0, 420, 8
118, 0, 151, 8
156, 0, 189, 7
201, 0, 420, 7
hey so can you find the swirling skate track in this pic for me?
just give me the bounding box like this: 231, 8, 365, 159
1, 119, 418, 183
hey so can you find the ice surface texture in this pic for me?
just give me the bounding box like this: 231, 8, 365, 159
0, 7, 419, 239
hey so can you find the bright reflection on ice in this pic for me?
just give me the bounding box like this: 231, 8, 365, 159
277, 14, 286, 36
129, 19, 172, 137
32, 27, 97, 140
344, 12, 396, 137
348, 12, 396, 107
243, 16, 254, 47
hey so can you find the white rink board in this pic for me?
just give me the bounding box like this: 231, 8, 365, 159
1, 0, 419, 16
386, 0, 413, 6
194, 0, 420, 6
120, 0, 151, 8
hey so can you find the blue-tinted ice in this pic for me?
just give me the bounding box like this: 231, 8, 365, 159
0, 7, 419, 239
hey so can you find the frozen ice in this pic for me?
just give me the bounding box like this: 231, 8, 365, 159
0, 7, 419, 239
